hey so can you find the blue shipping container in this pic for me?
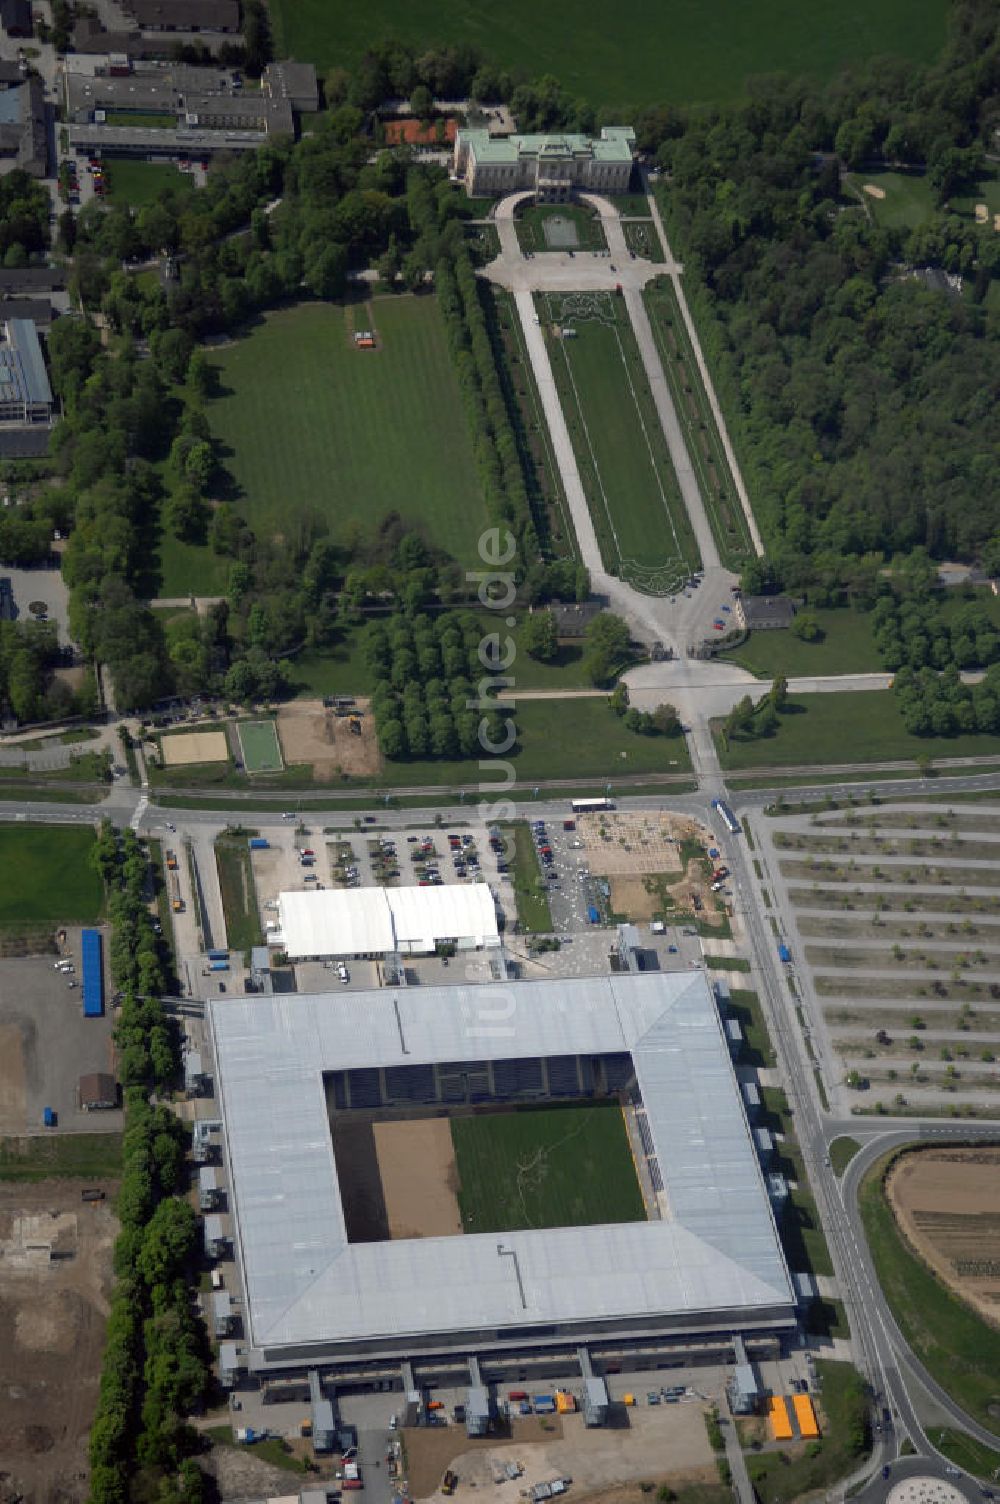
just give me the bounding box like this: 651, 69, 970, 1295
587, 906, 600, 925
248, 838, 269, 850
207, 949, 229, 961
81, 928, 104, 1017
43, 1106, 56, 1127
209, 960, 230, 972
778, 943, 791, 963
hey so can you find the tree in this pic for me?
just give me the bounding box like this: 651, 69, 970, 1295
609, 682, 629, 717
521, 609, 558, 661
410, 84, 433, 119
652, 701, 680, 736
770, 675, 789, 711
582, 612, 630, 686
790, 610, 821, 642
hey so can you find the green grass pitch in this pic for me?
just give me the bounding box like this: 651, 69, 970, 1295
268, 0, 946, 111
450, 1102, 647, 1233
0, 826, 103, 925
237, 719, 284, 773
207, 297, 489, 566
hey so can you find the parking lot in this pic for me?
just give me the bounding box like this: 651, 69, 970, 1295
0, 928, 121, 1133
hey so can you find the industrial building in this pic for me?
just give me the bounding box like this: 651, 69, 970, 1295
0, 317, 53, 425
453, 126, 635, 199
207, 971, 795, 1380
272, 883, 501, 961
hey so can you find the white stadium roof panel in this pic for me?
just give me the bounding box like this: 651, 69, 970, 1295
208, 973, 794, 1356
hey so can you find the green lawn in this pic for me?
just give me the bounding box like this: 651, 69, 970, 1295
644, 279, 755, 571
926, 1428, 1000, 1480
503, 820, 554, 933
724, 609, 882, 678
717, 690, 1000, 771
450, 1102, 646, 1232
541, 289, 700, 593
829, 1136, 862, 1176
377, 697, 692, 788
847, 169, 937, 230
0, 1133, 122, 1180
155, 531, 229, 598
214, 836, 263, 954
268, 0, 946, 109
515, 202, 606, 253
744, 1361, 869, 1504
0, 826, 103, 925
207, 297, 489, 567
105, 158, 195, 206
859, 1149, 1000, 1428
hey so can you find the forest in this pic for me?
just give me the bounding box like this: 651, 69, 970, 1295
643, 0, 1000, 597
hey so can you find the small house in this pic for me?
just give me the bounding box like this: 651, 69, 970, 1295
79, 1072, 118, 1111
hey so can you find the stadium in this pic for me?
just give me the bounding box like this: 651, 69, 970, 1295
208, 971, 796, 1383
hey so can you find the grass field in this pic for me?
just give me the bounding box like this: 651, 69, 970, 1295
717, 691, 1000, 771
207, 297, 488, 566
0, 826, 103, 925
859, 1151, 1000, 1428
104, 158, 195, 206
0, 1133, 122, 1180
847, 169, 937, 230
237, 719, 283, 773
451, 1102, 646, 1232
644, 279, 754, 572
724, 609, 882, 678
542, 289, 700, 593
268, 0, 947, 109
214, 835, 263, 954
503, 820, 554, 933
926, 1427, 1000, 1480
829, 1136, 862, 1176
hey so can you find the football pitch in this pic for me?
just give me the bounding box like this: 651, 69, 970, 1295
542, 291, 700, 594
207, 298, 489, 566
236, 719, 284, 774
450, 1102, 647, 1233
0, 826, 103, 925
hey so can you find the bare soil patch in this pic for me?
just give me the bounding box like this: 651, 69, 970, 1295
0, 1178, 118, 1504
161, 729, 230, 766
277, 698, 380, 781
373, 1118, 462, 1239
888, 1148, 1000, 1325
407, 1403, 714, 1503
579, 811, 689, 875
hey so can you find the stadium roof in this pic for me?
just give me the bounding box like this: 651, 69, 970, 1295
275, 883, 500, 958
209, 973, 794, 1357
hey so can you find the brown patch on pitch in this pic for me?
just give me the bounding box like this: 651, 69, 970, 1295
373, 1118, 463, 1239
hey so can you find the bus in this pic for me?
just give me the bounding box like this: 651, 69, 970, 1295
712, 798, 741, 835
571, 797, 615, 814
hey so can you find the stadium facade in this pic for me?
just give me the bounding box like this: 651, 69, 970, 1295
208, 971, 795, 1384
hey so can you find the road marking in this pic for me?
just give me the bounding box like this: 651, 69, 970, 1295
131, 795, 148, 833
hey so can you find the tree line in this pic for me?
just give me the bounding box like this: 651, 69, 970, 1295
87, 824, 210, 1504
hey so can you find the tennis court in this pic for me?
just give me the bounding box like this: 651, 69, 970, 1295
236, 719, 284, 774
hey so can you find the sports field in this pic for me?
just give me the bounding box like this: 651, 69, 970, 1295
236, 719, 283, 774
450, 1102, 646, 1232
268, 0, 946, 109
542, 291, 700, 593
0, 826, 103, 925
207, 298, 488, 565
